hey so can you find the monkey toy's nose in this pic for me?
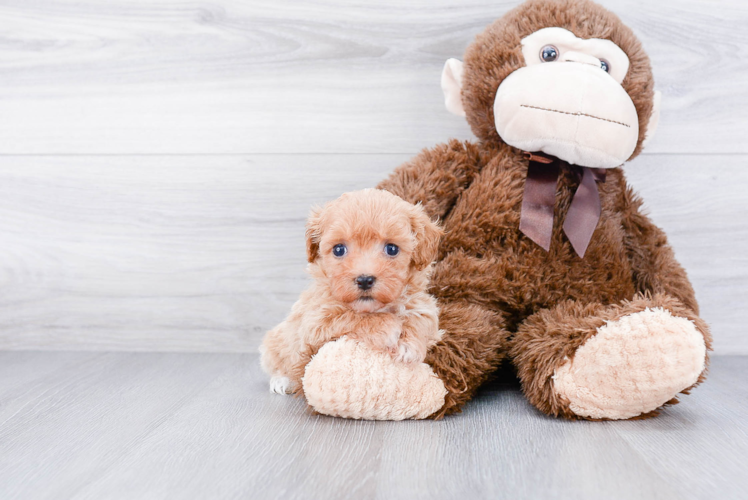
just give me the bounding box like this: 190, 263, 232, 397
560, 50, 601, 67
355, 275, 376, 290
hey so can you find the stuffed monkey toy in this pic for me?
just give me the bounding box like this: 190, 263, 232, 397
303, 0, 711, 420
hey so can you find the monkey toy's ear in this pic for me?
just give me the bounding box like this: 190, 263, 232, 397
642, 90, 662, 148
441, 58, 466, 117
305, 206, 324, 263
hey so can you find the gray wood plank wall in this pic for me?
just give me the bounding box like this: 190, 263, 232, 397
1, 0, 746, 353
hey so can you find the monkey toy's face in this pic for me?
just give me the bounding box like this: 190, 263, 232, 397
494, 27, 641, 168
442, 7, 661, 169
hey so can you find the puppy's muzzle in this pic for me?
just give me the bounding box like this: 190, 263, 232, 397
355, 275, 376, 291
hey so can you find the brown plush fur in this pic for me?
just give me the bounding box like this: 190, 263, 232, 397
261, 189, 443, 394
426, 299, 510, 418
377, 0, 712, 419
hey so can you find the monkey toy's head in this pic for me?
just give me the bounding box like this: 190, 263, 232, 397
442, 0, 660, 169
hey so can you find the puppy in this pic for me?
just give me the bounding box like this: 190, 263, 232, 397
260, 188, 443, 395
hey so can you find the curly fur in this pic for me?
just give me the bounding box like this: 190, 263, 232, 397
261, 189, 444, 394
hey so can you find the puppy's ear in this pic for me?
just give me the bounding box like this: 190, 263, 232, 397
305, 205, 324, 263
409, 204, 443, 270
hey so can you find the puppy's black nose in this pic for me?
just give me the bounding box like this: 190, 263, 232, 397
355, 275, 376, 290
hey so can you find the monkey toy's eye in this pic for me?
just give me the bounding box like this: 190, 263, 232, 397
600, 60, 610, 73
540, 45, 559, 62
332, 244, 347, 257
384, 243, 399, 256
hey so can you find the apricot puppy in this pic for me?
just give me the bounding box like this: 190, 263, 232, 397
260, 188, 443, 395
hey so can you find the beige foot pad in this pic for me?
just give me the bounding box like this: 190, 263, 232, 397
553, 307, 706, 420
302, 337, 447, 420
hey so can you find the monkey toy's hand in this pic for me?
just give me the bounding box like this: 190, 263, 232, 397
301, 336, 446, 420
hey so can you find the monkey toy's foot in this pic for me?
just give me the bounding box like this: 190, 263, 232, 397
552, 307, 707, 420
302, 337, 447, 420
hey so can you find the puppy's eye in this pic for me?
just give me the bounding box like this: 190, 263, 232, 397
600, 59, 610, 73
540, 45, 558, 62
332, 244, 347, 257
384, 243, 399, 256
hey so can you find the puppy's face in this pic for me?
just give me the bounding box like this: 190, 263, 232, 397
306, 189, 442, 313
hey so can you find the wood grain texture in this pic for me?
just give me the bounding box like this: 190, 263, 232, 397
0, 1, 745, 354
0, 0, 746, 154
0, 154, 744, 353
0, 352, 746, 500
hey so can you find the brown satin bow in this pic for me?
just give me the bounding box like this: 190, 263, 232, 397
519, 152, 607, 258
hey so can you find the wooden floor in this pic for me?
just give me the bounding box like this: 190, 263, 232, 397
0, 352, 745, 500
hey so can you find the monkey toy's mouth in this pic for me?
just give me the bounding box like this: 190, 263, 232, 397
518, 104, 631, 129
493, 62, 639, 169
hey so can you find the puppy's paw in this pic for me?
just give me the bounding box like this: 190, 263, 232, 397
269, 376, 294, 395
384, 330, 402, 354
394, 341, 425, 364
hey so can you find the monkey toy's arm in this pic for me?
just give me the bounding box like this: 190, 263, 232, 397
621, 188, 699, 312
377, 139, 492, 220
620, 186, 713, 352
